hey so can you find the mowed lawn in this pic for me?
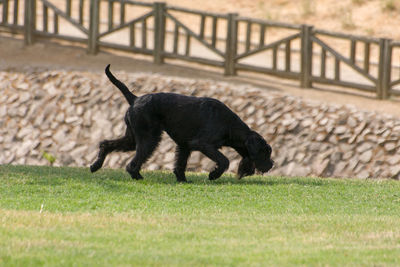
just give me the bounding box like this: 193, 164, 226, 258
0, 165, 400, 266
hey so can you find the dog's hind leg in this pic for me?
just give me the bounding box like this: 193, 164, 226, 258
90, 129, 136, 173
173, 145, 191, 183
126, 130, 162, 180
199, 145, 229, 180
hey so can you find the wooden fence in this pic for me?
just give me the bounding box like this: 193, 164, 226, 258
1, 0, 400, 99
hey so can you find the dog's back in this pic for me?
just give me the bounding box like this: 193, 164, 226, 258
131, 92, 249, 146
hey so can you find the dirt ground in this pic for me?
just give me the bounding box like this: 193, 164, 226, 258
139, 0, 400, 40
2, 0, 400, 118
2, 34, 400, 118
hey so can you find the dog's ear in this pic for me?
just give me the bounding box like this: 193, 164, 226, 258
245, 133, 262, 160
237, 157, 255, 179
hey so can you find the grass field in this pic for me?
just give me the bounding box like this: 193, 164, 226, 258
1, 165, 400, 266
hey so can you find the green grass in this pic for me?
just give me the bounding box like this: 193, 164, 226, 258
1, 165, 400, 266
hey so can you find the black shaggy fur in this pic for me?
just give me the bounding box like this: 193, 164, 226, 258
90, 65, 274, 182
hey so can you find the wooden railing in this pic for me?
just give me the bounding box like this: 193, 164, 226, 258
1, 0, 399, 99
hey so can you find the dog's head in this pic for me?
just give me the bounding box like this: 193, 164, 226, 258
238, 131, 273, 178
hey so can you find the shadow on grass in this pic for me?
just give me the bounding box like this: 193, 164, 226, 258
94, 168, 327, 187
2, 165, 327, 188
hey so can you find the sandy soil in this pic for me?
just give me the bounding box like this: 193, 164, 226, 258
2, 35, 400, 118
1, 0, 400, 117
43, 0, 400, 43
138, 0, 400, 40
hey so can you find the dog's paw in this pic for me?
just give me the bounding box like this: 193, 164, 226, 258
128, 172, 144, 180
237, 157, 255, 178
90, 162, 101, 173
174, 170, 188, 183
134, 174, 144, 180
208, 170, 221, 181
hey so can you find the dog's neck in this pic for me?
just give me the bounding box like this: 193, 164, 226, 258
226, 128, 252, 149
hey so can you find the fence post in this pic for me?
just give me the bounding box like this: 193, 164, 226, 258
153, 2, 166, 65
88, 0, 100, 54
2, 0, 9, 25
300, 25, 313, 88
24, 0, 36, 45
377, 38, 392, 99
224, 13, 238, 76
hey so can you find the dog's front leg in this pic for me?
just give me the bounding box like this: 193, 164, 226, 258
173, 146, 191, 183
199, 146, 229, 180
126, 161, 144, 180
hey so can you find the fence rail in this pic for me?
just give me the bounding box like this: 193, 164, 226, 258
1, 0, 399, 99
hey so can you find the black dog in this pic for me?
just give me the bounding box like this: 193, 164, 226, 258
90, 65, 274, 182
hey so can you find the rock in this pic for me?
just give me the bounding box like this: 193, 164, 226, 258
359, 150, 373, 163
108, 154, 120, 168
113, 121, 125, 136
189, 152, 202, 165
347, 158, 359, 171
319, 118, 329, 126
268, 112, 282, 123
70, 145, 88, 158
16, 141, 32, 157
347, 116, 358, 128
282, 118, 295, 127
332, 161, 347, 177
354, 121, 367, 136
60, 141, 77, 152
295, 152, 306, 163
292, 165, 311, 177
388, 155, 400, 165
283, 162, 296, 176
287, 121, 300, 132
17, 82, 29, 91
65, 116, 79, 124
389, 166, 400, 178
19, 92, 31, 103
357, 170, 370, 179
147, 163, 160, 171
17, 127, 34, 139
53, 128, 67, 144
302, 118, 313, 127
55, 112, 65, 122
335, 126, 347, 135
314, 132, 326, 142
384, 142, 397, 152
331, 152, 342, 163
312, 157, 330, 176
163, 152, 175, 163
0, 106, 6, 117
159, 140, 174, 154
357, 142, 374, 153
329, 135, 340, 144
348, 134, 358, 144
246, 105, 256, 116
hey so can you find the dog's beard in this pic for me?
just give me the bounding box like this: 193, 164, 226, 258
254, 159, 274, 174
237, 157, 256, 179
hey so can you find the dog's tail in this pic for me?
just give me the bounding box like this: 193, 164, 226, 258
105, 64, 137, 105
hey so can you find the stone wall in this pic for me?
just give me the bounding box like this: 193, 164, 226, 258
1, 69, 400, 179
